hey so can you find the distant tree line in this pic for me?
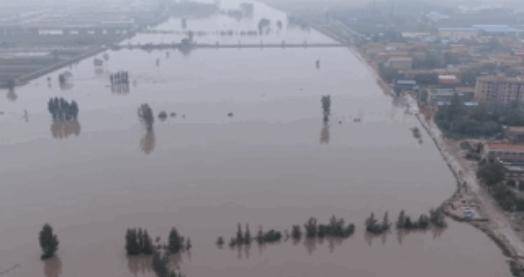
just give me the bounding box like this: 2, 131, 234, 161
47, 97, 79, 121
220, 216, 355, 249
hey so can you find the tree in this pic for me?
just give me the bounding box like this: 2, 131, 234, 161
304, 217, 318, 238
138, 103, 155, 131
236, 223, 244, 245
258, 18, 271, 34
125, 228, 141, 256
39, 224, 59, 260
244, 224, 251, 244
477, 161, 505, 186
321, 95, 331, 123
291, 225, 302, 240
168, 228, 184, 254
216, 236, 225, 247
142, 230, 154, 255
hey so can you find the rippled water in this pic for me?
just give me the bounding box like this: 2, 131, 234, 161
0, 1, 512, 276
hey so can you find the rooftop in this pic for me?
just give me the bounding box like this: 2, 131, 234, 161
487, 142, 524, 152
506, 126, 524, 133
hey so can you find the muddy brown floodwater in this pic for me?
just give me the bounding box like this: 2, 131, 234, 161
0, 1, 513, 276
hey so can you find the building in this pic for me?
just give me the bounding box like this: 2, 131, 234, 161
394, 80, 417, 93
438, 27, 479, 40
427, 88, 474, 106
474, 76, 524, 105
487, 142, 524, 163
472, 25, 521, 36
386, 57, 413, 71
505, 127, 524, 144
487, 143, 524, 182
438, 74, 460, 86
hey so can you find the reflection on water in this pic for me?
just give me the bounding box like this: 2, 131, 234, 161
43, 256, 62, 277
127, 256, 152, 276
111, 83, 130, 95
50, 120, 81, 139
320, 122, 330, 144
140, 130, 156, 154
6, 87, 17, 102
364, 230, 388, 246
94, 68, 104, 76
59, 82, 73, 91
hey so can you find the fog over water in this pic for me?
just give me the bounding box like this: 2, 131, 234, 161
0, 0, 514, 276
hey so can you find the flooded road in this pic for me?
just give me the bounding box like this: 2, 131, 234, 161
0, 1, 512, 276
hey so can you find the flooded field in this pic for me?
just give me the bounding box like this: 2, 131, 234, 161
0, 1, 513, 276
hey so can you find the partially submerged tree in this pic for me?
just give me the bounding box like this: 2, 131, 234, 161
321, 95, 331, 123
168, 228, 184, 255
39, 224, 59, 260
125, 228, 154, 256
138, 103, 155, 131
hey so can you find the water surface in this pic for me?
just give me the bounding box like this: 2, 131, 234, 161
0, 1, 511, 276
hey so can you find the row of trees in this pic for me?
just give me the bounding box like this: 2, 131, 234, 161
125, 227, 191, 256
47, 97, 79, 121
397, 209, 447, 230
365, 212, 391, 234
224, 224, 283, 247
302, 216, 355, 239
365, 209, 447, 235
126, 227, 189, 277
220, 216, 356, 248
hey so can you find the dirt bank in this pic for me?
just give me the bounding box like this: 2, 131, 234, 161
416, 113, 524, 276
